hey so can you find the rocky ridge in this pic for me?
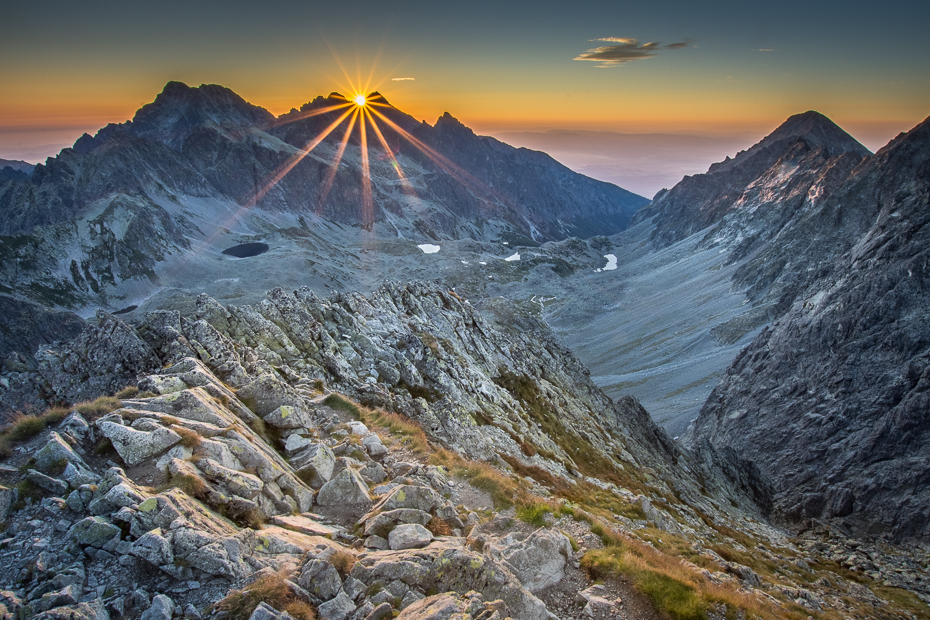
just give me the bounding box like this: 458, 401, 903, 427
2, 281, 928, 620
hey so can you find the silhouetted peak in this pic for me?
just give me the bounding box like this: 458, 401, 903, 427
129, 81, 273, 146
366, 91, 390, 106
433, 113, 473, 137
436, 112, 463, 126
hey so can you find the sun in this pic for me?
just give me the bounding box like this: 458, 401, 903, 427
239, 74, 497, 233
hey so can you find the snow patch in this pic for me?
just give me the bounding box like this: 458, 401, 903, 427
504, 253, 521, 262
417, 244, 440, 254
594, 254, 617, 273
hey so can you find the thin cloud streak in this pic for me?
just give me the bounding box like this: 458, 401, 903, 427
391, 77, 415, 81
575, 37, 693, 68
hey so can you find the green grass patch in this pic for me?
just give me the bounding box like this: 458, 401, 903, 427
516, 501, 552, 527
322, 394, 362, 418
580, 522, 812, 620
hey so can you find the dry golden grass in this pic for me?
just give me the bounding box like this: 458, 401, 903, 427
426, 516, 454, 536
238, 507, 266, 530
216, 570, 316, 620
115, 385, 139, 399
329, 549, 357, 578
430, 448, 526, 509
0, 405, 76, 459
75, 396, 121, 420
5, 414, 45, 442
359, 406, 429, 454
157, 473, 210, 500
173, 426, 202, 449
42, 406, 71, 424
582, 523, 819, 620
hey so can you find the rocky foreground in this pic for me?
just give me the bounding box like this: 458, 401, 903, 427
1, 283, 929, 620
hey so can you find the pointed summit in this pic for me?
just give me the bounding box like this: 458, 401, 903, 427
761, 110, 870, 158
633, 110, 872, 247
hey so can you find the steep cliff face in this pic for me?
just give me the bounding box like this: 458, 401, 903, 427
0, 82, 645, 312
688, 116, 930, 540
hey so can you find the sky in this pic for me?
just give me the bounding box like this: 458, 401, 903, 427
2, 0, 928, 195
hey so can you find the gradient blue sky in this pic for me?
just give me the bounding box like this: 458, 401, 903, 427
2, 0, 927, 179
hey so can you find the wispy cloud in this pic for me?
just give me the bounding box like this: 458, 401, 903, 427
756, 48, 775, 52
391, 77, 415, 81
574, 37, 693, 68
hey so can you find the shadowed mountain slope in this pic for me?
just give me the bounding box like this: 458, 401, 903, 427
688, 115, 930, 540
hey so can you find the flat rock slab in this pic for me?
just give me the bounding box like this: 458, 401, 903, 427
270, 514, 341, 537
97, 421, 181, 466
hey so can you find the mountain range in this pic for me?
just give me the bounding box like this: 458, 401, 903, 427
0, 81, 929, 619
0, 81, 644, 312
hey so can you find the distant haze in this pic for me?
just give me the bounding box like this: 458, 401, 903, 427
493, 130, 762, 199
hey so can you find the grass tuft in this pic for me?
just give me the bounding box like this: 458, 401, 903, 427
6, 414, 46, 442
158, 473, 209, 500
249, 419, 281, 446
76, 396, 121, 421
115, 386, 139, 399
174, 427, 202, 449
238, 507, 266, 530
329, 549, 357, 578
426, 516, 454, 536
516, 501, 553, 527
215, 570, 315, 620
43, 406, 71, 424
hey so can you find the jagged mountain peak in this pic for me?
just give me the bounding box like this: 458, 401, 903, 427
432, 112, 476, 139
129, 80, 274, 147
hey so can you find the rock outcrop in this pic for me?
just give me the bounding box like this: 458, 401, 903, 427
0, 276, 927, 620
